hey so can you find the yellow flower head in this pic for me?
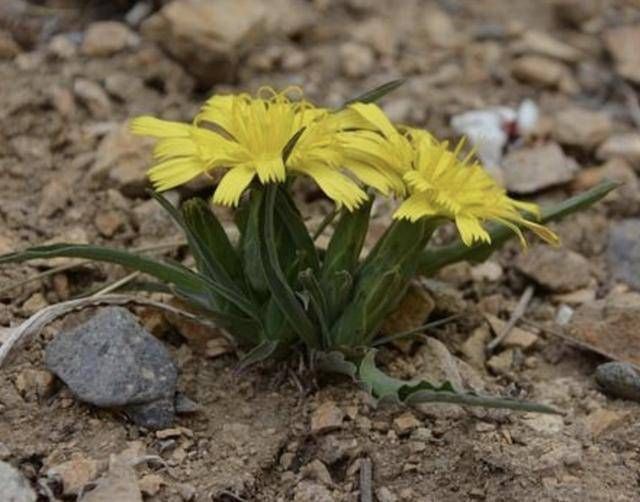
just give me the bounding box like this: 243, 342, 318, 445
393, 135, 559, 247
131, 88, 369, 210
333, 102, 414, 197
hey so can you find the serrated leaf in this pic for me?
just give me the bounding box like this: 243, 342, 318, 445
259, 185, 319, 348
343, 78, 405, 106
418, 180, 619, 276
358, 350, 560, 414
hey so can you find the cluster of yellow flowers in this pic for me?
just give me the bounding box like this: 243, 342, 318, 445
131, 88, 557, 247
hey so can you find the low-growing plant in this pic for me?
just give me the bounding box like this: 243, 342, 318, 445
0, 81, 616, 413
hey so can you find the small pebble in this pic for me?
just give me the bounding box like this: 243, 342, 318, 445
595, 362, 640, 402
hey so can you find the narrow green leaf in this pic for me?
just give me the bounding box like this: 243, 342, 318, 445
417, 180, 619, 276
0, 243, 206, 293
150, 192, 261, 321
321, 200, 372, 280
181, 198, 243, 282
237, 339, 279, 371
282, 126, 306, 162
343, 78, 405, 106
299, 268, 331, 347
259, 184, 319, 348
358, 350, 560, 414
275, 188, 320, 272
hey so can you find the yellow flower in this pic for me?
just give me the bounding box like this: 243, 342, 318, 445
394, 135, 559, 247
333, 102, 414, 197
131, 88, 371, 210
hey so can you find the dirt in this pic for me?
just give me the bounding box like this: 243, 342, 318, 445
1, 0, 640, 501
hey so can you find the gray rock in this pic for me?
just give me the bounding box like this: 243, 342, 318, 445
125, 397, 176, 431
0, 461, 36, 502
46, 307, 177, 429
595, 362, 640, 402
503, 143, 579, 194
607, 219, 640, 290
174, 392, 201, 414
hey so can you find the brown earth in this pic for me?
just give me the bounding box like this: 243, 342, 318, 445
1, 0, 640, 501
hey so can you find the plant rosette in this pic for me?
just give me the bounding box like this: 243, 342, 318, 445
0, 81, 617, 414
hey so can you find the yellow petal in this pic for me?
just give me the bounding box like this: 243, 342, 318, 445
212, 164, 256, 207
130, 116, 193, 138
148, 158, 205, 191
393, 193, 439, 222
455, 214, 491, 246
293, 163, 367, 211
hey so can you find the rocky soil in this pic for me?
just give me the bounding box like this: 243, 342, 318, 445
1, 0, 640, 500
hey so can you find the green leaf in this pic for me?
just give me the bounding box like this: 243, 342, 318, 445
275, 188, 320, 273
330, 218, 437, 347
343, 79, 405, 106
181, 197, 243, 282
150, 192, 261, 321
259, 185, 319, 348
358, 350, 560, 414
299, 268, 331, 347
417, 180, 619, 276
321, 200, 372, 281
315, 351, 358, 379
0, 243, 206, 293
237, 339, 279, 371
241, 191, 270, 296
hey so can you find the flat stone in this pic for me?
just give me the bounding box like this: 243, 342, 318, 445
45, 307, 177, 429
568, 293, 640, 366
302, 459, 333, 487
485, 314, 539, 350
381, 282, 435, 352
392, 412, 421, 436
90, 121, 154, 198
516, 30, 582, 62
14, 369, 56, 401
81, 460, 142, 502
293, 481, 333, 502
595, 362, 640, 402
604, 25, 640, 84
487, 349, 516, 375
137, 473, 165, 496
511, 55, 577, 92
82, 21, 138, 57
515, 245, 591, 292
521, 412, 564, 435
503, 143, 578, 194
0, 461, 36, 502
310, 401, 344, 435
73, 79, 111, 119
607, 219, 640, 290
141, 0, 268, 86
48, 453, 101, 495
461, 326, 491, 370
552, 107, 612, 149
572, 159, 640, 216
583, 408, 630, 437
597, 133, 640, 169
